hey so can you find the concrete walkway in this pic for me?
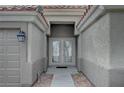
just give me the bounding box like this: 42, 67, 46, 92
47, 66, 77, 87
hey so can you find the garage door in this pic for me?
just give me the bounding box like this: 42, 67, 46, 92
0, 29, 21, 87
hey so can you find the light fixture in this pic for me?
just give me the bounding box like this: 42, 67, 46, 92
17, 30, 25, 42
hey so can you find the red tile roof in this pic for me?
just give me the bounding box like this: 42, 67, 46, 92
0, 5, 49, 26
0, 5, 87, 11
0, 5, 36, 11
43, 5, 87, 9
0, 5, 91, 27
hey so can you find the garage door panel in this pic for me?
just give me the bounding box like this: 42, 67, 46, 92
0, 69, 5, 76
7, 55, 19, 61
7, 62, 20, 68
0, 54, 5, 61
5, 39, 18, 42
7, 76, 20, 83
5, 70, 20, 76
0, 62, 7, 68
7, 70, 20, 76
4, 42, 19, 46
0, 76, 7, 83
0, 83, 6, 87
0, 41, 4, 46
7, 46, 20, 54
0, 46, 4, 54
6, 83, 20, 87
0, 31, 4, 39
6, 30, 18, 40
0, 29, 21, 86
0, 69, 20, 77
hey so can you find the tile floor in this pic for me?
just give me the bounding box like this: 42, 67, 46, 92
47, 66, 77, 87
33, 66, 93, 87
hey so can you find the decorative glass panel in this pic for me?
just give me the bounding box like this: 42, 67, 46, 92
52, 41, 60, 63
63, 41, 72, 63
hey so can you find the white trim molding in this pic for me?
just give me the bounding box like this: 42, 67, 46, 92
0, 11, 49, 32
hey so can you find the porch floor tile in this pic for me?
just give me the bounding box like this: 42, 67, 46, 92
33, 66, 93, 87
47, 66, 77, 87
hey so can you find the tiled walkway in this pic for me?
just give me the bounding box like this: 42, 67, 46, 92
47, 66, 77, 87
33, 66, 93, 87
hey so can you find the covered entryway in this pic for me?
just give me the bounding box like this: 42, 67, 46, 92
0, 5, 94, 87
48, 24, 76, 67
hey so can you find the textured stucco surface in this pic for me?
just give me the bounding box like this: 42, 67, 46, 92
81, 14, 110, 68
29, 23, 46, 85
78, 12, 124, 86
110, 13, 124, 67
109, 13, 124, 86
78, 14, 111, 86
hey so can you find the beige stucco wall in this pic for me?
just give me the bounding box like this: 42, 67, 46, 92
78, 14, 111, 86
78, 9, 124, 86
81, 14, 110, 68
27, 23, 46, 85
109, 13, 124, 86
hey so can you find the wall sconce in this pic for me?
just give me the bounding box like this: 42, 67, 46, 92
17, 30, 25, 42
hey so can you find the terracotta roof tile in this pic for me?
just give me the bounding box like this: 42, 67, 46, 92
0, 5, 87, 11
0, 5, 91, 27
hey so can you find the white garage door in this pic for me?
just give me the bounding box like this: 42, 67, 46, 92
0, 29, 21, 87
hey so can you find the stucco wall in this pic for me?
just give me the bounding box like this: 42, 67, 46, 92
78, 12, 124, 87
26, 23, 46, 86
78, 14, 111, 86
110, 13, 124, 67
109, 13, 124, 86
31, 24, 44, 63
31, 24, 45, 83
31, 23, 46, 84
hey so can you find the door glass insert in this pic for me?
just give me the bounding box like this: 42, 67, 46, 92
52, 41, 60, 63
63, 40, 72, 63
49, 38, 75, 66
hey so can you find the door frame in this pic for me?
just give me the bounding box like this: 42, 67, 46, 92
49, 37, 76, 66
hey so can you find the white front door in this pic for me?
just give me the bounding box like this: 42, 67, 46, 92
49, 38, 75, 66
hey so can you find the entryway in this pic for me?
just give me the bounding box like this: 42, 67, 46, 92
33, 23, 94, 87
49, 38, 75, 66
47, 24, 77, 87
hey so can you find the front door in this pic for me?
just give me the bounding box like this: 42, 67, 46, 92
49, 38, 75, 66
